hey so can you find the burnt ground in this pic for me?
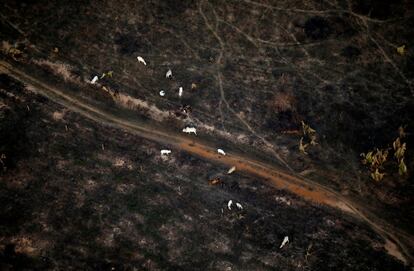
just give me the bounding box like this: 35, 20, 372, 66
0, 73, 408, 271
0, 0, 414, 270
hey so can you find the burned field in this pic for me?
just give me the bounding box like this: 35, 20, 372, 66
0, 74, 408, 270
1, 0, 414, 270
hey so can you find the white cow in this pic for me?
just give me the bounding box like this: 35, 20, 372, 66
159, 90, 165, 96
236, 202, 243, 210
227, 166, 236, 174
182, 127, 197, 135
166, 69, 172, 79
227, 200, 233, 210
137, 56, 147, 65
217, 149, 226, 155
178, 86, 183, 97
90, 75, 99, 84
160, 149, 171, 155
280, 236, 289, 249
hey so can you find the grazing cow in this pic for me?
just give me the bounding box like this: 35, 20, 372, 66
166, 69, 172, 79
208, 177, 222, 186
90, 75, 98, 84
280, 236, 289, 248
137, 56, 147, 65
217, 149, 226, 155
227, 200, 233, 210
182, 127, 197, 135
160, 150, 171, 155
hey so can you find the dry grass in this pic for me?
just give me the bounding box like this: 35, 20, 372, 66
33, 59, 78, 83
270, 91, 296, 113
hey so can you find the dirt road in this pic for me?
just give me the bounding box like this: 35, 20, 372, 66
1, 60, 412, 266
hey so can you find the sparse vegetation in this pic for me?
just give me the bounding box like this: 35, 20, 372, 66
100, 70, 113, 79
1, 41, 23, 61
361, 126, 408, 181
7, 47, 22, 60
393, 127, 407, 176
361, 148, 389, 181
299, 137, 309, 155
299, 121, 318, 155
396, 45, 406, 56
370, 168, 385, 182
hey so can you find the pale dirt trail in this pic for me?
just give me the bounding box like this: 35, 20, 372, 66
1, 60, 412, 266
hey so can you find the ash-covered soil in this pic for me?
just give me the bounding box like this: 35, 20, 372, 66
1, 0, 414, 269
1, 0, 413, 214
0, 74, 408, 271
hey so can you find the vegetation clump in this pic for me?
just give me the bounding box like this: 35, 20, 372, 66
361, 126, 408, 181
2, 42, 24, 60
393, 127, 407, 176
299, 121, 318, 155
360, 149, 389, 181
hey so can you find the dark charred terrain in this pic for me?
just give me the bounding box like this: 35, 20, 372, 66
0, 0, 414, 270
0, 73, 408, 271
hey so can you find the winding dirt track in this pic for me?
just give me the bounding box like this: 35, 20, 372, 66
1, 60, 413, 266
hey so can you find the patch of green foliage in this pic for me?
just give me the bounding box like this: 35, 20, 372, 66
299, 121, 318, 155
361, 126, 408, 181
